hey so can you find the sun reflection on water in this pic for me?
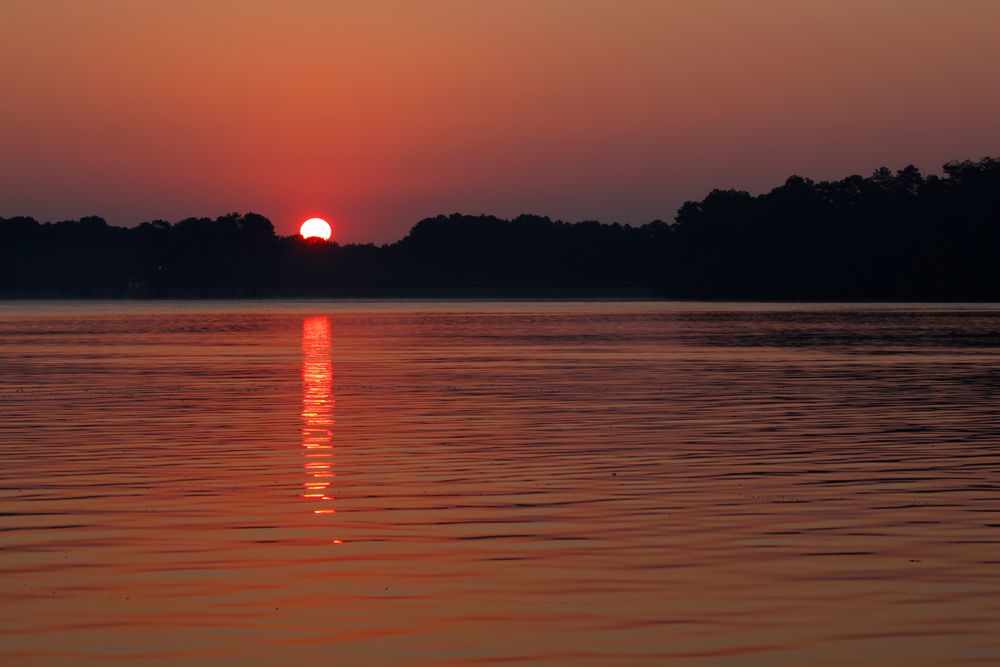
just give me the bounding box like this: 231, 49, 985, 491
302, 316, 338, 534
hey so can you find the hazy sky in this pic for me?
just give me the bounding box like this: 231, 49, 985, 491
2, 0, 999, 242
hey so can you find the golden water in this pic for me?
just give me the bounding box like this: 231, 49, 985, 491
1, 301, 999, 665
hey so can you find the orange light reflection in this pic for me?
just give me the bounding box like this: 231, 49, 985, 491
302, 316, 341, 542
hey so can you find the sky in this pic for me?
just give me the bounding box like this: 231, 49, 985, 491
2, 0, 999, 243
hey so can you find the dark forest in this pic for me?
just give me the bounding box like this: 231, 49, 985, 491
3, 158, 999, 299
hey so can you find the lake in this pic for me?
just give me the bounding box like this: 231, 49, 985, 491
1, 301, 999, 665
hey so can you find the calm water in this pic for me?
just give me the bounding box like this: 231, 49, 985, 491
2, 301, 1000, 666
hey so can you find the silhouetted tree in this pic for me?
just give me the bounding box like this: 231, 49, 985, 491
2, 157, 999, 298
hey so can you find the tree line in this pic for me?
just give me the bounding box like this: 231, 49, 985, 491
2, 157, 998, 299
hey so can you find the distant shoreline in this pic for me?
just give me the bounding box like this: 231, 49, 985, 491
5, 158, 999, 301
0, 287, 660, 300
2, 289, 999, 304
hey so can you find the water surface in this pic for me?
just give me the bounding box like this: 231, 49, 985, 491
2, 301, 1000, 665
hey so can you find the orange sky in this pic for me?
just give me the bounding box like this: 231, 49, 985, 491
2, 0, 999, 242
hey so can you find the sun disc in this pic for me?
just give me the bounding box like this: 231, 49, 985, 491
300, 217, 332, 240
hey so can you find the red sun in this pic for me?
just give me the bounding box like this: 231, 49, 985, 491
299, 217, 332, 240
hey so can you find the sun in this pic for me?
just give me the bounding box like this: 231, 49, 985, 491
300, 217, 332, 241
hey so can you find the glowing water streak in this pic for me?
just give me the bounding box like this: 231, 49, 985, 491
301, 316, 339, 539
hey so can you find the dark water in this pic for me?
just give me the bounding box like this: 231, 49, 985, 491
2, 301, 1000, 665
